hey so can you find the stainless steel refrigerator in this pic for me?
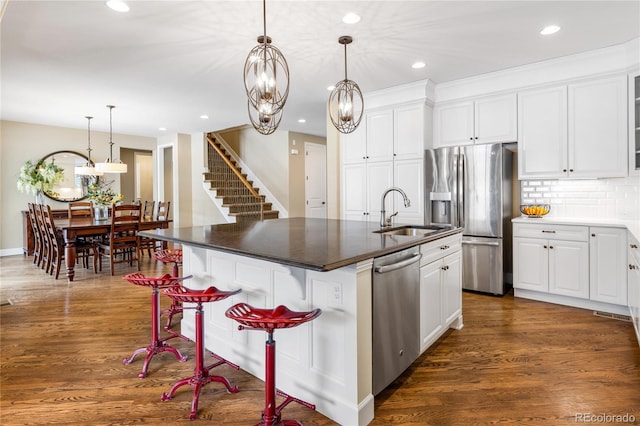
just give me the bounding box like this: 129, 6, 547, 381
424, 143, 513, 295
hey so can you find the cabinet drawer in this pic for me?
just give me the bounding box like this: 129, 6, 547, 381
421, 233, 462, 266
513, 223, 588, 242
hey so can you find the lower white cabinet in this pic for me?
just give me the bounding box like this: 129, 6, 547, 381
590, 227, 627, 305
628, 236, 640, 345
419, 234, 463, 353
514, 224, 589, 299
514, 221, 629, 315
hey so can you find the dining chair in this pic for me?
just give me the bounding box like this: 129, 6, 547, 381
156, 201, 170, 220
142, 200, 155, 221
27, 203, 43, 268
97, 204, 142, 276
68, 201, 93, 218
34, 204, 52, 273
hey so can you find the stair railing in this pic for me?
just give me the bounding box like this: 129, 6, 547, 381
206, 134, 264, 221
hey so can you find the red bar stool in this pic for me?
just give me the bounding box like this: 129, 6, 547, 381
122, 273, 190, 378
225, 303, 322, 426
152, 249, 183, 330
161, 285, 242, 420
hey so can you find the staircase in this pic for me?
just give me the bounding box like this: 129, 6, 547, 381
204, 134, 279, 222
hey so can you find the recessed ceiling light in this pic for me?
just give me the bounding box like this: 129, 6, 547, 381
540, 25, 560, 35
200, 115, 209, 119
327, 85, 336, 91
159, 127, 167, 131
412, 61, 426, 69
342, 13, 360, 24
298, 119, 306, 123
106, 0, 129, 12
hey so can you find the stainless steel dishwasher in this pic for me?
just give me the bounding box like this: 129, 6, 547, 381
372, 246, 422, 395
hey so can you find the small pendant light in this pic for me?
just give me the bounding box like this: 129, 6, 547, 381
75, 116, 104, 176
329, 36, 364, 134
95, 105, 127, 173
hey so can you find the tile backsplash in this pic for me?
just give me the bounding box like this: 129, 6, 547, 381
520, 175, 640, 220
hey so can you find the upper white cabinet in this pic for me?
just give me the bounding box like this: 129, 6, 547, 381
518, 74, 628, 179
518, 85, 569, 179
434, 93, 517, 147
630, 69, 640, 176
341, 101, 427, 224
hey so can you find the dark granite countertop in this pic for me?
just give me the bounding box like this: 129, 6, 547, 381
140, 218, 462, 272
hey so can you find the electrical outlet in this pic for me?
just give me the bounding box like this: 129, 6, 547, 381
333, 284, 342, 304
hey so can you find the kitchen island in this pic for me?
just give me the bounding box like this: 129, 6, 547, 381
141, 218, 463, 425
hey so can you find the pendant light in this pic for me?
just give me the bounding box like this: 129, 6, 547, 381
95, 105, 127, 173
75, 116, 104, 176
329, 36, 364, 134
243, 0, 289, 135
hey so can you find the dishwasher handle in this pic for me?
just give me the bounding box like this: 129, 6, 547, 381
374, 253, 422, 274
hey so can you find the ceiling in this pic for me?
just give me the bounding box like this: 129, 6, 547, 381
2, 0, 639, 138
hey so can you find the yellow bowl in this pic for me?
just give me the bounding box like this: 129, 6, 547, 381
520, 204, 550, 218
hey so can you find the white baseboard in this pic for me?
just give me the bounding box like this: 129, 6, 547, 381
0, 248, 25, 257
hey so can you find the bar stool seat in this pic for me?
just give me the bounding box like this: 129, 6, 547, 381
152, 249, 183, 330
225, 303, 321, 426
161, 285, 242, 420
122, 273, 190, 378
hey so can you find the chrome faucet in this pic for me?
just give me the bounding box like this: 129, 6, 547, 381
380, 187, 411, 228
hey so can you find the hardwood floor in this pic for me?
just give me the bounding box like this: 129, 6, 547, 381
1, 254, 639, 425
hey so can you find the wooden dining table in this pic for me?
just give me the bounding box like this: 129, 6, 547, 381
54, 217, 171, 282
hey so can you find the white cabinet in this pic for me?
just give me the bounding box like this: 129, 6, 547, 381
393, 158, 424, 224
518, 74, 628, 179
514, 223, 589, 299
434, 93, 517, 147
568, 75, 628, 178
419, 234, 463, 353
630, 70, 640, 176
518, 85, 568, 178
341, 102, 426, 224
590, 227, 628, 305
628, 235, 640, 344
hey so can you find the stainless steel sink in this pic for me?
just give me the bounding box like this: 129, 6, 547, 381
374, 226, 441, 236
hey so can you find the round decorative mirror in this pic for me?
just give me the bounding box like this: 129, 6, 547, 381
39, 150, 97, 202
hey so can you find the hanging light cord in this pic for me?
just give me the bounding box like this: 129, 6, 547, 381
344, 42, 348, 80
86, 116, 93, 164
107, 105, 115, 162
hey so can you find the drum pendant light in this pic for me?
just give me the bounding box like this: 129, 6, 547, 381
75, 116, 104, 176
329, 36, 364, 134
95, 105, 127, 173
243, 0, 289, 135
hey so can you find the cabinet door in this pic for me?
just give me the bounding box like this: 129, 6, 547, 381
342, 163, 368, 220
630, 71, 640, 176
434, 101, 474, 147
628, 243, 640, 341
394, 103, 425, 160
442, 250, 462, 326
420, 260, 443, 352
341, 124, 367, 164
366, 109, 394, 162
367, 161, 394, 224
514, 237, 549, 292
568, 75, 627, 178
518, 85, 568, 179
548, 240, 589, 299
474, 93, 517, 144
393, 158, 424, 225
590, 227, 627, 305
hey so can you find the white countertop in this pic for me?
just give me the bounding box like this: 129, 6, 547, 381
512, 216, 640, 243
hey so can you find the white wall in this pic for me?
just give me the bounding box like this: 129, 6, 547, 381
0, 120, 155, 254
189, 132, 226, 226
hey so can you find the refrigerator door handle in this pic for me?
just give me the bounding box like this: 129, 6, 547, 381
458, 152, 465, 228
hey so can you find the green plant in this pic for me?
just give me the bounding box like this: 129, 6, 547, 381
86, 181, 123, 206
17, 159, 64, 197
